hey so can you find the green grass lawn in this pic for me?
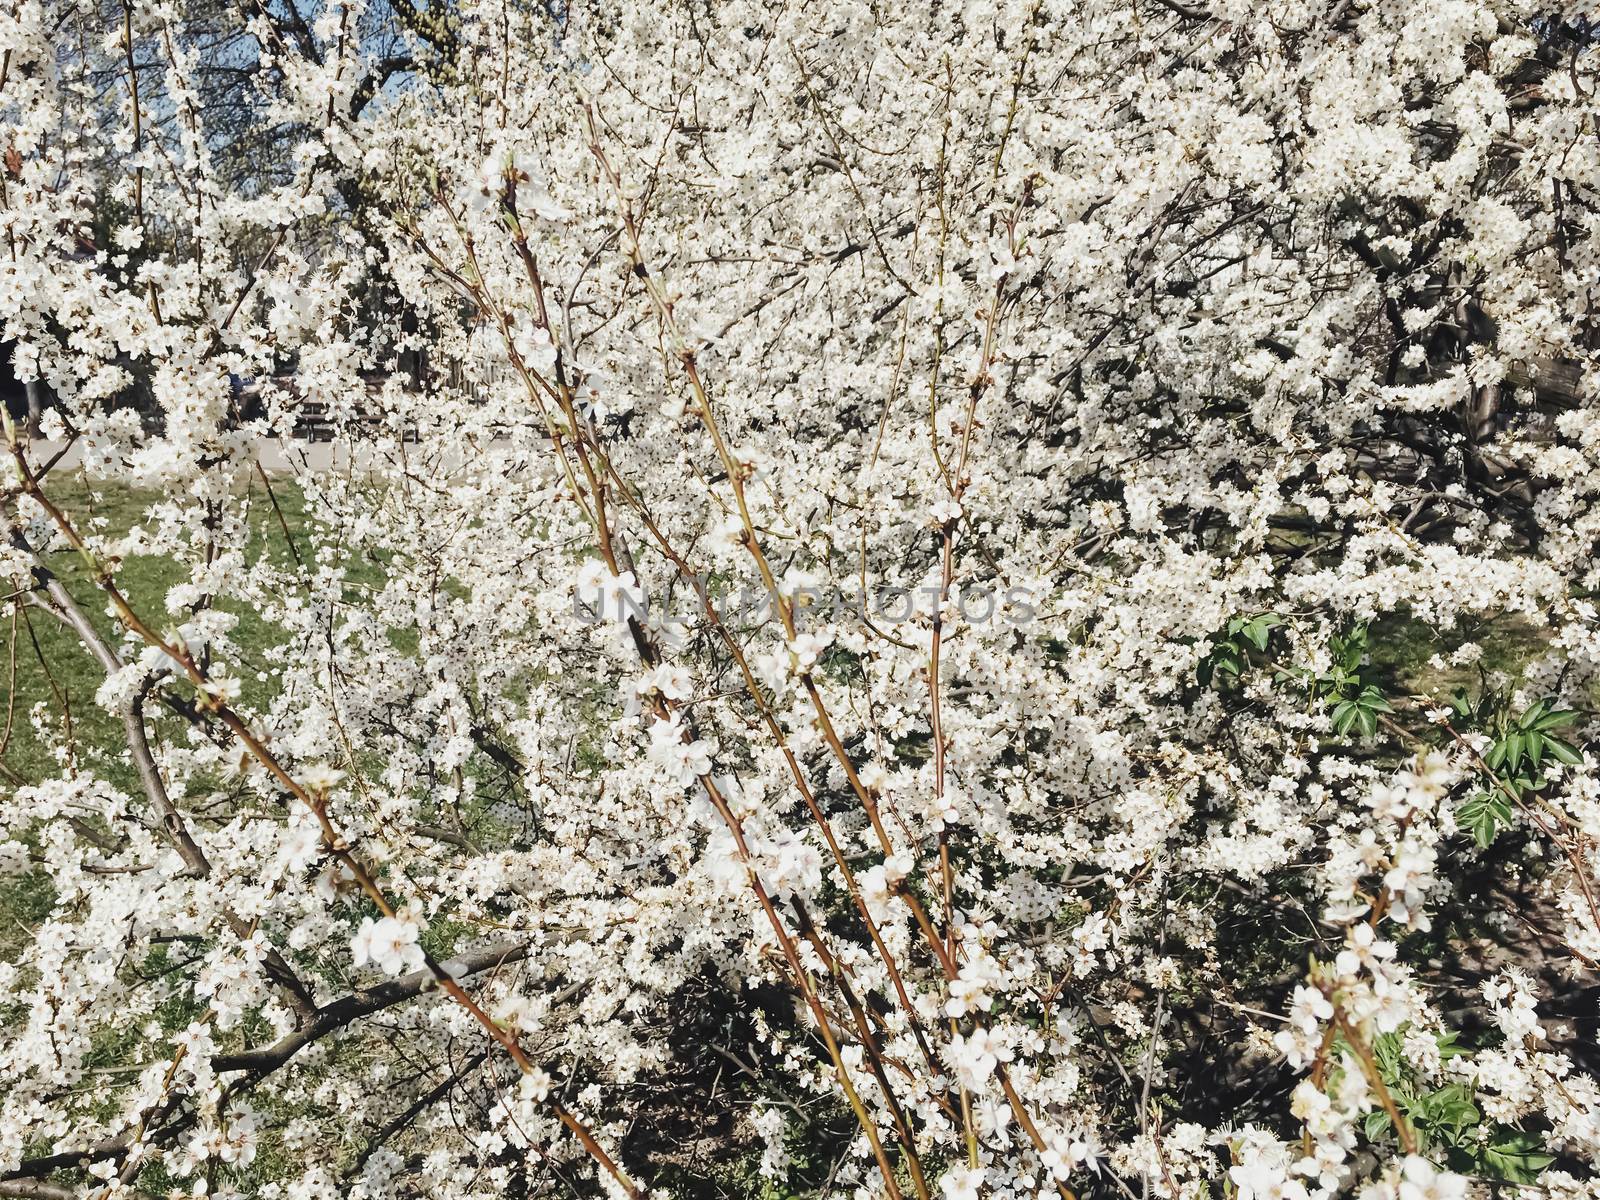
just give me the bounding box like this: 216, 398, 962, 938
0, 472, 320, 962
1367, 610, 1555, 701
2, 471, 314, 793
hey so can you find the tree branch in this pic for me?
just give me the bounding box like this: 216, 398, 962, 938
212, 939, 533, 1074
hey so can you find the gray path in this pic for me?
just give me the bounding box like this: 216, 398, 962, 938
21, 438, 474, 475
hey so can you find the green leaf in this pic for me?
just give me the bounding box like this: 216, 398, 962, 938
1506, 731, 1525, 774
1371, 1030, 1406, 1083
1331, 700, 1356, 735
1534, 708, 1579, 731
1479, 1129, 1555, 1184
1334, 622, 1370, 672
1199, 626, 1253, 688
1546, 737, 1584, 766
1413, 1083, 1479, 1138
1459, 791, 1513, 849
1239, 613, 1283, 651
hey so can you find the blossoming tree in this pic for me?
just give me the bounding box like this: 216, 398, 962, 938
3, 0, 1600, 1198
